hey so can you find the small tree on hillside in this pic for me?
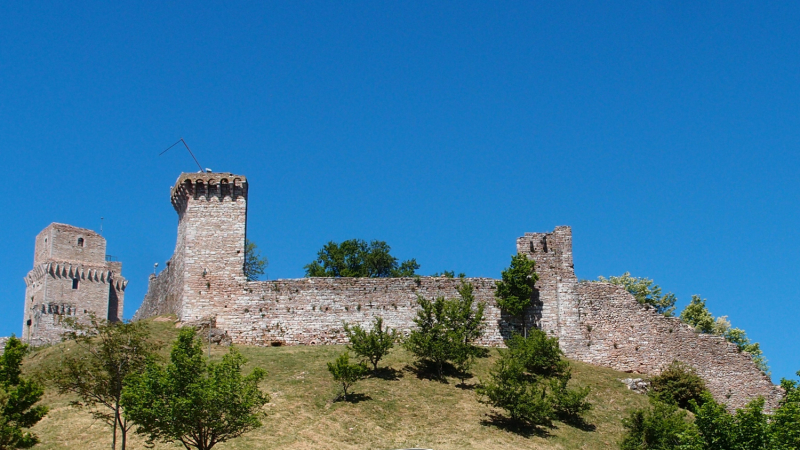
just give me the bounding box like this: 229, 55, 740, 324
648, 360, 708, 410
327, 352, 369, 402
596, 272, 677, 316
404, 283, 486, 379
495, 254, 538, 337
244, 239, 268, 281
343, 317, 398, 372
47, 316, 156, 450
122, 328, 269, 450
0, 336, 48, 449
772, 371, 800, 449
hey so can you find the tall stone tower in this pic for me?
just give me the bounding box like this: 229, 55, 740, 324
22, 223, 127, 345
135, 172, 248, 322
516, 226, 584, 354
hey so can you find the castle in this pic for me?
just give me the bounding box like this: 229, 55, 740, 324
22, 223, 127, 346
22, 171, 782, 411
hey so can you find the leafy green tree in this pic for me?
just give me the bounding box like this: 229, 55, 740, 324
680, 299, 769, 373
343, 317, 398, 372
771, 371, 800, 449
244, 239, 268, 281
431, 271, 465, 278
478, 330, 591, 428
680, 295, 715, 334
326, 352, 369, 402
477, 356, 554, 426
304, 239, 419, 277
404, 283, 486, 379
619, 399, 697, 450
597, 272, 678, 316
0, 336, 48, 450
47, 317, 156, 450
648, 361, 708, 410
122, 328, 268, 450
495, 253, 538, 336
504, 331, 568, 379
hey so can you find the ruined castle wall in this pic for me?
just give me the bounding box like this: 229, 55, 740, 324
570, 282, 782, 411
214, 277, 505, 346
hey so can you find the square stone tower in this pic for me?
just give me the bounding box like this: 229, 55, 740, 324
135, 173, 248, 322
22, 223, 127, 345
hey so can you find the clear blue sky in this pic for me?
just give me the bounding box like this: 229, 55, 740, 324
1, 1, 798, 382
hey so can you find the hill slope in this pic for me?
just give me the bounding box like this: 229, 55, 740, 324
24, 319, 649, 450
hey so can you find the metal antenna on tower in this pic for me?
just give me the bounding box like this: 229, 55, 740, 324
159, 138, 204, 172
100, 217, 104, 234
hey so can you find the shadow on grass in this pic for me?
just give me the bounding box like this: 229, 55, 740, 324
404, 361, 451, 383
334, 393, 372, 404
558, 415, 596, 432
480, 413, 552, 438
371, 367, 403, 381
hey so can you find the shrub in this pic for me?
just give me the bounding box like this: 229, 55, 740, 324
327, 352, 369, 402
648, 361, 708, 410
343, 317, 398, 372
495, 254, 538, 336
620, 399, 697, 450
505, 330, 568, 379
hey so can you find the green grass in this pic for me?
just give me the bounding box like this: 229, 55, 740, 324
23, 318, 649, 449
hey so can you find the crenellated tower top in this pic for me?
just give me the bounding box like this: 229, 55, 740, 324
170, 172, 248, 215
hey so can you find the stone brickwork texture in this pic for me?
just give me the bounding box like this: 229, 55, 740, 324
135, 171, 781, 411
23, 223, 127, 346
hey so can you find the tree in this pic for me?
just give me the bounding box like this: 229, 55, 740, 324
680, 295, 715, 334
326, 352, 369, 401
648, 360, 708, 410
597, 272, 677, 316
477, 330, 591, 428
244, 239, 268, 281
771, 371, 800, 449
619, 399, 697, 450
304, 239, 419, 278
680, 297, 769, 373
47, 316, 156, 450
495, 254, 538, 336
343, 317, 397, 372
0, 336, 48, 450
122, 328, 269, 450
404, 283, 486, 379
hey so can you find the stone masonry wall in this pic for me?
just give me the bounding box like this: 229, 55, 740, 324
216, 277, 505, 346
570, 282, 782, 411
135, 172, 781, 411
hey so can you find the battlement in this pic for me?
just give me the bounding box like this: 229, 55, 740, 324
170, 172, 248, 214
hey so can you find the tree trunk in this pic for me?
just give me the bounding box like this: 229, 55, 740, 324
112, 400, 118, 450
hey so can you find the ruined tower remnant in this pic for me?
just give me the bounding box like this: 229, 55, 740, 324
23, 223, 127, 345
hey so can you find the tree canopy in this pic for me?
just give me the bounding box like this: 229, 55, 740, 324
47, 317, 157, 450
121, 328, 269, 450
597, 272, 677, 316
304, 239, 419, 278
244, 239, 268, 281
0, 336, 48, 449
495, 254, 538, 336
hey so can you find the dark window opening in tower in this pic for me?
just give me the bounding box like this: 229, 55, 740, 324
72, 278, 79, 290
77, 237, 84, 247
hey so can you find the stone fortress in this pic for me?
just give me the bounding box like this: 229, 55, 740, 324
22, 223, 127, 346
21, 171, 782, 411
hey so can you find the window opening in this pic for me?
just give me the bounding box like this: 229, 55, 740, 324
72, 278, 79, 290
77, 237, 84, 247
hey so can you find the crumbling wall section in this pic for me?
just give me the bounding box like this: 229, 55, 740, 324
214, 277, 505, 346
571, 282, 782, 411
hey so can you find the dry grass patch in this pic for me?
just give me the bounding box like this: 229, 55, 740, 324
24, 318, 648, 449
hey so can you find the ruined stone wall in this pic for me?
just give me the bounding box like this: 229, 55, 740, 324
23, 224, 126, 345
214, 277, 504, 346
568, 282, 782, 410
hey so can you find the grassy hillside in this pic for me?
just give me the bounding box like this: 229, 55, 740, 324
23, 318, 648, 450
